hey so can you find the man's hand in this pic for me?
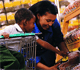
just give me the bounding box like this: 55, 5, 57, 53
58, 51, 68, 57
2, 32, 9, 39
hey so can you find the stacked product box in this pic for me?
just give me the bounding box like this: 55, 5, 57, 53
64, 28, 80, 50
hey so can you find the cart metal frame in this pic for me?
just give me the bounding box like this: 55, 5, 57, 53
0, 33, 37, 70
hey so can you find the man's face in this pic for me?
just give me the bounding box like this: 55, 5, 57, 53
24, 16, 36, 32
38, 12, 56, 30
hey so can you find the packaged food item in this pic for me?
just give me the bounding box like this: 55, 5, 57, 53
67, 4, 73, 12
7, 12, 15, 24
0, 13, 7, 26
73, 0, 80, 9
63, 0, 80, 15
63, 7, 69, 15
73, 64, 80, 70
67, 25, 78, 32
64, 28, 80, 50
21, 0, 30, 8
13, 0, 22, 11
0, 1, 5, 13
4, 2, 15, 12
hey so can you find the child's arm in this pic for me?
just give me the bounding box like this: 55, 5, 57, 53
36, 36, 68, 56
0, 26, 11, 38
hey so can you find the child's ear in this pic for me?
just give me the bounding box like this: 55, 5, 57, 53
23, 19, 27, 26
23, 19, 26, 23
20, 19, 26, 24
22, 19, 26, 24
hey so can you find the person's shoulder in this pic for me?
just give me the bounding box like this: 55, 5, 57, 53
54, 19, 60, 24
52, 18, 61, 31
52, 18, 60, 27
0, 24, 15, 35
3, 24, 15, 32
6, 24, 15, 28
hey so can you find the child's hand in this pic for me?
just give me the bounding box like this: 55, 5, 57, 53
59, 51, 68, 57
2, 32, 9, 39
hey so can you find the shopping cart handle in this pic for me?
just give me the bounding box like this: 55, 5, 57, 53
0, 33, 35, 39
35, 33, 42, 35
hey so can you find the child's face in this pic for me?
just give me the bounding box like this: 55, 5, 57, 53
24, 15, 36, 32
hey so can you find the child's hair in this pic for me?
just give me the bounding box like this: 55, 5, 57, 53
15, 8, 34, 23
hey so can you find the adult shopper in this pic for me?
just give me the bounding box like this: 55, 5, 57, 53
29, 1, 69, 69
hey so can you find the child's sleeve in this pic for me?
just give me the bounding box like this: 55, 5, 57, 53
0, 30, 4, 36
35, 35, 39, 40
0, 26, 12, 36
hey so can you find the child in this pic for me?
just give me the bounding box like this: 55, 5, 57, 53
0, 8, 67, 70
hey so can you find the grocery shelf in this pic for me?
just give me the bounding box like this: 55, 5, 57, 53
66, 40, 80, 50
61, 6, 80, 53
64, 7, 80, 22
59, 6, 80, 62
62, 6, 80, 35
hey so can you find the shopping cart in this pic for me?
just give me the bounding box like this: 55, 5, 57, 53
0, 33, 37, 70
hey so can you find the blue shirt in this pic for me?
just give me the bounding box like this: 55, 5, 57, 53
32, 18, 64, 66
32, 18, 64, 47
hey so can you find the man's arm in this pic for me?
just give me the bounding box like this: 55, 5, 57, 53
58, 41, 69, 53
36, 37, 68, 56
52, 19, 69, 53
36, 62, 60, 70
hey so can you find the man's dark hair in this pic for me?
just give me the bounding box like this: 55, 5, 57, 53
29, 1, 58, 16
15, 8, 34, 23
